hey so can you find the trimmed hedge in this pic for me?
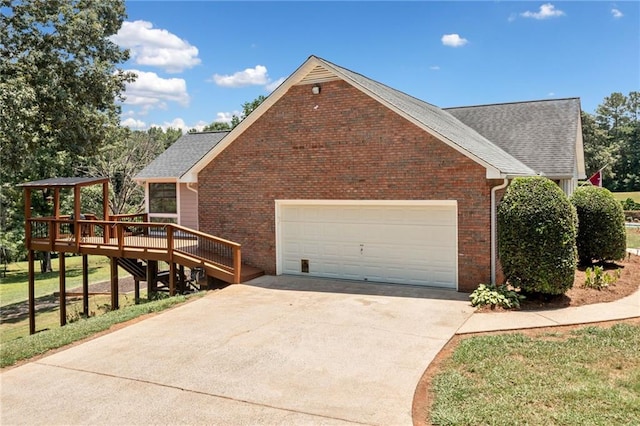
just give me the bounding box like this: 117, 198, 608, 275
570, 186, 627, 265
498, 177, 577, 295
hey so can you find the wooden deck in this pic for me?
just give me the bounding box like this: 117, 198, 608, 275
27, 219, 263, 284
19, 177, 263, 335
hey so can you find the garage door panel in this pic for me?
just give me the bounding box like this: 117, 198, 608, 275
279, 203, 457, 288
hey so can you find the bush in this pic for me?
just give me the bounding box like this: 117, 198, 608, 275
621, 198, 640, 211
470, 284, 525, 309
570, 186, 626, 265
498, 177, 577, 295
582, 266, 621, 290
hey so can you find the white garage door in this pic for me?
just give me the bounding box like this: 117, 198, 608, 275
277, 201, 457, 288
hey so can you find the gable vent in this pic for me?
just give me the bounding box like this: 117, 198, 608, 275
297, 65, 340, 85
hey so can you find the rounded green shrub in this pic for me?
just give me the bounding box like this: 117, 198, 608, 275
570, 186, 626, 265
498, 177, 577, 295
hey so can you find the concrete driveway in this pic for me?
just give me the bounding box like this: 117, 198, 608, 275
1, 276, 474, 425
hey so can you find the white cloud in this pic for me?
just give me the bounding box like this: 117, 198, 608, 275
430, 65, 441, 70
441, 34, 468, 47
611, 8, 623, 18
122, 70, 190, 111
121, 117, 147, 129
214, 111, 242, 124
520, 3, 565, 20
148, 118, 208, 132
111, 20, 201, 73
547, 92, 555, 96
213, 65, 270, 87
266, 77, 286, 92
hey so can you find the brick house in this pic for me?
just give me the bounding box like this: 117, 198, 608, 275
136, 55, 585, 292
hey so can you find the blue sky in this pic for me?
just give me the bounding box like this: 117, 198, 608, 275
115, 1, 640, 132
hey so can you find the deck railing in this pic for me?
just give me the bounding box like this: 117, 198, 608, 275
26, 217, 242, 284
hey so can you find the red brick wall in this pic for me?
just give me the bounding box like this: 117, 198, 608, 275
198, 80, 502, 292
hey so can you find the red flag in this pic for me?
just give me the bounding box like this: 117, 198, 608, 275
587, 169, 602, 187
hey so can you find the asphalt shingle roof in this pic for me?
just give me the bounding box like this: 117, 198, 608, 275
135, 131, 229, 180
445, 98, 581, 177
318, 57, 537, 176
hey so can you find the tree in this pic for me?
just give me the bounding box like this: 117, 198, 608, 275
581, 111, 617, 184
200, 95, 267, 132
147, 126, 182, 149
0, 0, 134, 265
0, 0, 135, 178
583, 91, 640, 191
81, 128, 167, 216
202, 122, 232, 132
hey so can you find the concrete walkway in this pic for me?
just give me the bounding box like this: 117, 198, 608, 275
458, 287, 639, 334
1, 276, 474, 426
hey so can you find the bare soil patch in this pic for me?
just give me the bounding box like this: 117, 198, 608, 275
412, 253, 640, 426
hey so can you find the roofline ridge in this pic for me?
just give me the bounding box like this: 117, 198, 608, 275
188, 130, 231, 135
444, 97, 581, 110
315, 56, 441, 109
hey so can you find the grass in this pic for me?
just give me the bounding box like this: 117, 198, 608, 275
628, 226, 640, 249
0, 293, 202, 368
0, 255, 200, 361
429, 323, 640, 425
0, 255, 120, 306
612, 191, 640, 203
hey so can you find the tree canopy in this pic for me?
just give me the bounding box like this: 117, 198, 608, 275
0, 0, 135, 181
583, 91, 640, 191
199, 95, 267, 132
0, 0, 134, 261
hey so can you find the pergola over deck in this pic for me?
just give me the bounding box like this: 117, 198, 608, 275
19, 177, 257, 335
20, 176, 111, 242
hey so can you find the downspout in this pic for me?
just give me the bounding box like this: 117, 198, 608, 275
186, 182, 198, 194
186, 182, 198, 229
491, 178, 509, 285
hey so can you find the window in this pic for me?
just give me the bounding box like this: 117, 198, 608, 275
149, 183, 177, 214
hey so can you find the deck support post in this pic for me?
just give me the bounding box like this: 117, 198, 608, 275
146, 260, 158, 299
179, 264, 186, 293
169, 262, 176, 296
110, 257, 119, 310
28, 250, 36, 335
59, 253, 66, 326
82, 254, 89, 317
134, 278, 140, 304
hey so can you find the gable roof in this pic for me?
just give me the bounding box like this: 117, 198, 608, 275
134, 131, 229, 181
181, 56, 538, 181
445, 98, 585, 179
321, 59, 537, 177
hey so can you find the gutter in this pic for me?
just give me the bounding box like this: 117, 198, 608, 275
491, 178, 510, 284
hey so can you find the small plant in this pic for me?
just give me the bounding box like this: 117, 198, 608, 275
583, 266, 621, 290
470, 283, 526, 309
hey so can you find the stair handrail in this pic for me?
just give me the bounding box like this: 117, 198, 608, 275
25, 217, 243, 284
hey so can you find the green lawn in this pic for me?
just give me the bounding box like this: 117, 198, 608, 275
628, 226, 640, 249
429, 323, 640, 425
0, 255, 118, 306
0, 255, 133, 342
0, 293, 201, 368
613, 191, 640, 203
